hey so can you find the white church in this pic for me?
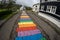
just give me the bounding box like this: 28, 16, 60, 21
32, 3, 40, 12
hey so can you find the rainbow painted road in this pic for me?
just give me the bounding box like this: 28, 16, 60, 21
15, 11, 47, 40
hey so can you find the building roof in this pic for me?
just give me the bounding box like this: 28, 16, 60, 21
33, 3, 40, 6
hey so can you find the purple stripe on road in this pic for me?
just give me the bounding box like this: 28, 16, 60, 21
18, 29, 41, 37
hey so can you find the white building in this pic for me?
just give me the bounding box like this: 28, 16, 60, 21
32, 3, 40, 12
20, 6, 26, 11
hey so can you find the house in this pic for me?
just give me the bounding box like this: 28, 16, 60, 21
20, 6, 26, 11
39, 0, 60, 19
32, 3, 40, 12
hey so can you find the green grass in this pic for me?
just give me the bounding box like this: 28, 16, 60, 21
0, 10, 12, 20
0, 9, 18, 20
4, 11, 17, 20
0, 9, 7, 12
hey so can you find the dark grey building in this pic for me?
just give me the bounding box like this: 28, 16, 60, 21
40, 0, 60, 19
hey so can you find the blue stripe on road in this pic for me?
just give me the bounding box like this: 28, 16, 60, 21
15, 33, 43, 40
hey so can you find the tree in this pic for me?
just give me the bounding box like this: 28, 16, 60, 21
0, 0, 16, 9
25, 6, 32, 10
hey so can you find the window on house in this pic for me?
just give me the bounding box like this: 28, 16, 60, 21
36, 6, 37, 7
41, 5, 44, 11
51, 6, 57, 14
35, 5, 37, 10
46, 6, 51, 13
46, 6, 57, 14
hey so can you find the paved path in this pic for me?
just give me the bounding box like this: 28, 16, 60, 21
15, 11, 47, 40
0, 12, 20, 40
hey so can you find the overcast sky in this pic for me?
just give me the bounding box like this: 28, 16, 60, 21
16, 0, 40, 7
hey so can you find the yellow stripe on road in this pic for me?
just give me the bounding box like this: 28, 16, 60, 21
18, 22, 34, 24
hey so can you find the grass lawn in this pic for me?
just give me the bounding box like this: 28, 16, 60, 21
4, 11, 17, 20
0, 9, 17, 20
0, 9, 7, 12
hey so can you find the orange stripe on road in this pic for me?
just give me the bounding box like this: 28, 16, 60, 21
16, 27, 37, 32
18, 24, 37, 27
20, 16, 30, 18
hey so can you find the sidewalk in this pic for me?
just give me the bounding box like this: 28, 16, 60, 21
0, 12, 20, 40
0, 10, 20, 28
38, 12, 60, 34
38, 12, 60, 28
